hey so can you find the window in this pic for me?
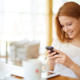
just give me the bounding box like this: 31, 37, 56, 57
0, 0, 48, 56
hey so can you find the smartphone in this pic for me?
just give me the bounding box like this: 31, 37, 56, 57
46, 46, 59, 55
41, 71, 60, 78
46, 46, 54, 53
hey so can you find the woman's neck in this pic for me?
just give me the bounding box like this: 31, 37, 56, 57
69, 37, 80, 47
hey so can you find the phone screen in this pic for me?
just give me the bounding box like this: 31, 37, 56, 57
47, 72, 55, 76
41, 71, 57, 78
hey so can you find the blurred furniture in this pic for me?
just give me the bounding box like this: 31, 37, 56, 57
0, 62, 79, 80
17, 40, 40, 61
0, 36, 26, 63
10, 39, 29, 61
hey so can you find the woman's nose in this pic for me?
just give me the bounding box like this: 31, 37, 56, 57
63, 26, 69, 32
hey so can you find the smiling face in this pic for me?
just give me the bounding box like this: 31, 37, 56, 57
59, 16, 80, 39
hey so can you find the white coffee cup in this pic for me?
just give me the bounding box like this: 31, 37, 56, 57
22, 59, 48, 80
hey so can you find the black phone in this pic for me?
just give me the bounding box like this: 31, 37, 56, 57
46, 46, 59, 55
46, 46, 54, 53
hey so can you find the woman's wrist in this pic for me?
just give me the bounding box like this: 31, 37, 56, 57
47, 62, 54, 71
48, 66, 54, 71
69, 62, 75, 70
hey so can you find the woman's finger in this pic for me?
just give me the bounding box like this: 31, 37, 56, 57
55, 58, 62, 63
47, 50, 51, 54
48, 52, 56, 57
53, 49, 64, 55
51, 54, 62, 59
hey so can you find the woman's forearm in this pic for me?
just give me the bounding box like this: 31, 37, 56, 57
47, 61, 54, 71
70, 62, 80, 78
48, 65, 54, 71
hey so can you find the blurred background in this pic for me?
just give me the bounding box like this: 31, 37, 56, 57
0, 0, 80, 66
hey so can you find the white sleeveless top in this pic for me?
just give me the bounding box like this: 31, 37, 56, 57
51, 39, 80, 78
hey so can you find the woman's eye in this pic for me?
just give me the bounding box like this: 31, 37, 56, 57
67, 23, 72, 26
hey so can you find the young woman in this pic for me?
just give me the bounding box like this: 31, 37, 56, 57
47, 2, 80, 78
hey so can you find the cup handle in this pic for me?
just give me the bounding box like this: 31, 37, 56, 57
42, 64, 49, 72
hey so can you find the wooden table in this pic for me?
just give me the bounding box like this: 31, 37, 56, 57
0, 62, 80, 80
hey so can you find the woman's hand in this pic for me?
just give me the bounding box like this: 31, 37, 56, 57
52, 49, 74, 69
47, 50, 57, 71
52, 49, 80, 78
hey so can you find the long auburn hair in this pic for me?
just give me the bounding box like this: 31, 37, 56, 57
55, 2, 80, 43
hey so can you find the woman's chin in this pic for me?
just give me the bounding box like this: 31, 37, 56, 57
69, 35, 74, 39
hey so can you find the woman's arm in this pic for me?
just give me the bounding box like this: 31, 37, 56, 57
53, 49, 80, 78
46, 51, 57, 71
70, 62, 80, 78
47, 60, 54, 71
